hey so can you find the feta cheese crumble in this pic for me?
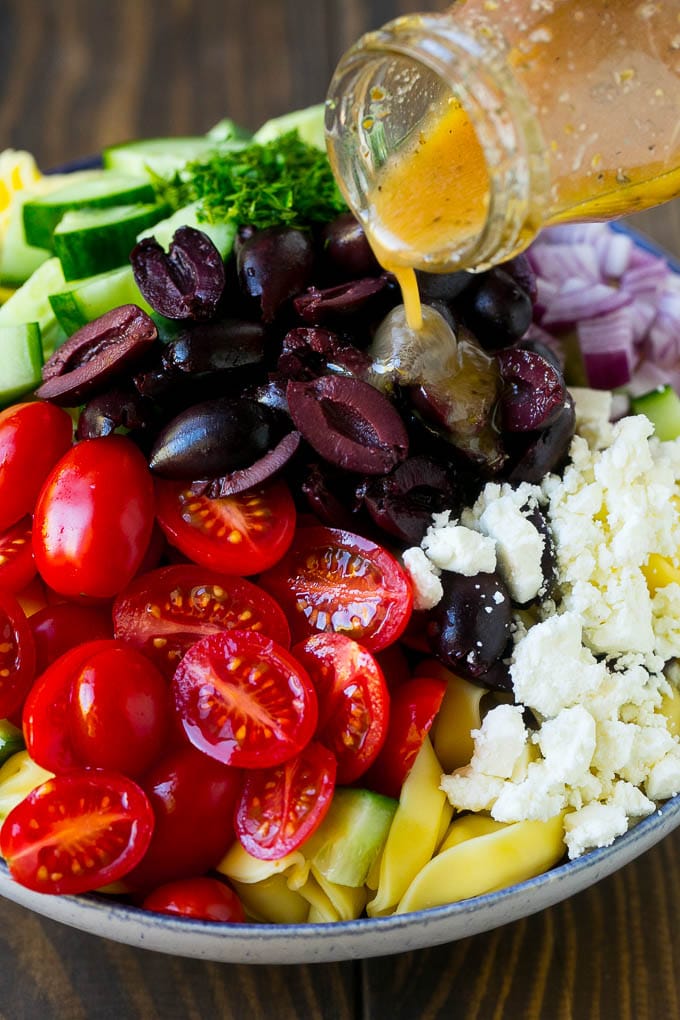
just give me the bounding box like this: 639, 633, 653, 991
435, 412, 680, 859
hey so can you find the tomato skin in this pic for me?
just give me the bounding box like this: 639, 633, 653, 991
235, 741, 336, 860
0, 590, 36, 718
69, 645, 170, 778
124, 745, 240, 891
30, 603, 114, 673
362, 676, 447, 799
154, 477, 296, 576
0, 769, 154, 895
142, 876, 245, 923
259, 526, 413, 651
0, 401, 73, 533
33, 436, 155, 599
0, 517, 36, 593
173, 630, 318, 769
23, 639, 119, 772
292, 634, 390, 784
113, 564, 291, 679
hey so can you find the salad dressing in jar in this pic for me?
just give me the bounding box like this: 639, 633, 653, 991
325, 0, 680, 328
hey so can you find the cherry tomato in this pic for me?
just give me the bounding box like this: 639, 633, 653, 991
0, 517, 35, 592
30, 603, 114, 673
235, 741, 336, 860
142, 876, 245, 923
0, 401, 73, 533
0, 590, 36, 718
69, 645, 170, 778
33, 435, 155, 599
154, 477, 296, 576
113, 564, 291, 679
259, 526, 413, 651
124, 744, 240, 891
292, 634, 389, 784
172, 630, 317, 768
362, 676, 447, 799
0, 769, 154, 895
374, 643, 412, 689
23, 639, 119, 772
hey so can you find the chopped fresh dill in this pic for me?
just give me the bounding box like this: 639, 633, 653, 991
151, 131, 347, 231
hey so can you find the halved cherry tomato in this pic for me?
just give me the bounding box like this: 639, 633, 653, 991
33, 435, 155, 599
155, 477, 296, 576
68, 645, 170, 778
0, 517, 35, 592
259, 526, 413, 651
0, 769, 154, 895
235, 741, 336, 860
124, 745, 240, 891
0, 401, 73, 533
362, 676, 447, 799
292, 634, 389, 784
23, 639, 119, 772
113, 565, 291, 679
30, 603, 114, 673
375, 643, 412, 689
142, 876, 245, 923
0, 590, 36, 718
172, 630, 318, 768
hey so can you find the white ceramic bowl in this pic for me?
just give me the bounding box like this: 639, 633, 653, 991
2, 192, 679, 962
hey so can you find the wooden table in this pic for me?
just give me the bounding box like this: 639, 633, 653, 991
1, 1, 680, 1017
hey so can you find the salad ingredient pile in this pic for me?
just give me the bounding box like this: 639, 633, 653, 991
0, 106, 679, 926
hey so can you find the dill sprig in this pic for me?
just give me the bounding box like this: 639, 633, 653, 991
154, 131, 347, 231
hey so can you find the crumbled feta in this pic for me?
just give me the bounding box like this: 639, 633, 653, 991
570, 386, 614, 449
401, 547, 443, 611
467, 704, 527, 779
477, 497, 545, 603
421, 514, 496, 575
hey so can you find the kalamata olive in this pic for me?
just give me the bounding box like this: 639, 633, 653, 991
507, 394, 576, 484
293, 276, 390, 325
36, 304, 158, 405
148, 398, 287, 480
320, 213, 381, 278
278, 326, 372, 381
461, 268, 533, 350
470, 657, 514, 693
236, 226, 315, 321
161, 318, 267, 376
415, 268, 474, 302
130, 227, 226, 321
245, 374, 291, 417
503, 253, 538, 304
518, 337, 563, 372
426, 570, 512, 679
189, 430, 302, 497
300, 462, 363, 530
76, 387, 156, 440
286, 374, 409, 475
525, 505, 558, 599
362, 456, 457, 544
497, 348, 566, 432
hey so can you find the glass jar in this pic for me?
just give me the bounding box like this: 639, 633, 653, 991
325, 0, 680, 274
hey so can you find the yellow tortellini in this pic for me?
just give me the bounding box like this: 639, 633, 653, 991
0, 751, 53, 825
427, 664, 485, 772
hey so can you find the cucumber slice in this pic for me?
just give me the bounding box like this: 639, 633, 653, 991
206, 118, 253, 144
254, 104, 326, 151
0, 257, 66, 358
137, 200, 236, 258
0, 720, 25, 768
49, 264, 154, 334
0, 322, 43, 406
304, 788, 398, 888
631, 384, 680, 441
23, 172, 156, 250
53, 202, 169, 281
102, 137, 237, 178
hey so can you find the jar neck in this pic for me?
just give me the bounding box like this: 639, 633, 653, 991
325, 14, 550, 272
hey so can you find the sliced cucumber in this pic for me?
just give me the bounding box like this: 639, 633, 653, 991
53, 202, 169, 281
137, 200, 236, 258
0, 256, 66, 357
254, 104, 326, 151
206, 118, 253, 144
631, 384, 680, 441
304, 788, 398, 888
23, 172, 156, 250
0, 720, 25, 768
49, 264, 154, 334
102, 137, 232, 178
0, 322, 43, 406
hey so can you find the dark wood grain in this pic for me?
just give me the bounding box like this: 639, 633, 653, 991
2, 2, 680, 1018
